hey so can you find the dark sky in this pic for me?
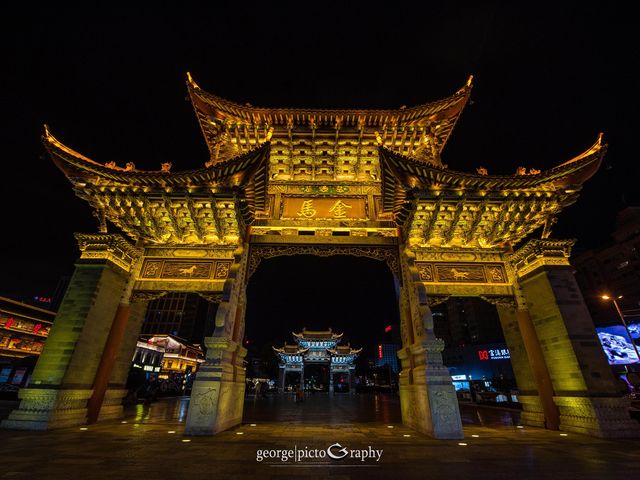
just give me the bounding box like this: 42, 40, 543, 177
1, 3, 632, 315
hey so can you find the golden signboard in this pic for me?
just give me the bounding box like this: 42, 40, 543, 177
282, 197, 367, 220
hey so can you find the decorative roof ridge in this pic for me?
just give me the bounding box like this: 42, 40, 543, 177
44, 125, 102, 166
326, 346, 362, 355
187, 72, 473, 119
555, 133, 605, 168
272, 345, 308, 354
378, 134, 605, 185
44, 125, 270, 180
292, 328, 344, 339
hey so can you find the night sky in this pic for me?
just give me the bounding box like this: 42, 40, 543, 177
1, 4, 632, 347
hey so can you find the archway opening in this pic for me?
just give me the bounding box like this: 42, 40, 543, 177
242, 254, 402, 425
431, 296, 521, 427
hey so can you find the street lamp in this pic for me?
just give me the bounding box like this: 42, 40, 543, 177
601, 294, 640, 364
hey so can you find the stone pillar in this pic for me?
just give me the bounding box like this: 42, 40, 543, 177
2, 234, 139, 431
300, 367, 305, 391
278, 366, 287, 393
398, 247, 463, 439
185, 336, 245, 435
511, 239, 640, 438
348, 369, 355, 394
329, 368, 334, 394
98, 298, 149, 421
185, 246, 248, 436
496, 303, 559, 429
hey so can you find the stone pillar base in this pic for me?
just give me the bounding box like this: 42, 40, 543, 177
518, 395, 546, 428
1, 388, 92, 431
399, 342, 464, 440
97, 388, 128, 422
186, 378, 245, 435
555, 395, 640, 438
184, 336, 246, 436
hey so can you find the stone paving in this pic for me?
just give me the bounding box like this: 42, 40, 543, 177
1, 394, 639, 479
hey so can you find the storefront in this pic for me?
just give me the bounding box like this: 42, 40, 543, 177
0, 296, 55, 391
443, 343, 518, 403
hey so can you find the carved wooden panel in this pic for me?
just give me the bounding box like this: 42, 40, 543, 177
416, 262, 507, 284
140, 259, 232, 280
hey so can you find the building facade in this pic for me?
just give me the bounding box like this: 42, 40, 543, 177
141, 292, 214, 345
0, 297, 56, 388
574, 207, 640, 325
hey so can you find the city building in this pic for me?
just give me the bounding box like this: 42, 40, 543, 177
131, 339, 165, 376
443, 343, 515, 388
141, 293, 215, 345
374, 343, 400, 376
144, 334, 204, 376
273, 328, 361, 393
0, 296, 55, 388
433, 297, 505, 348
574, 206, 640, 325
371, 324, 402, 374
431, 299, 514, 402
128, 335, 204, 398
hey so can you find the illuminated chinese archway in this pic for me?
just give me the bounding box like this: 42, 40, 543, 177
3, 75, 638, 439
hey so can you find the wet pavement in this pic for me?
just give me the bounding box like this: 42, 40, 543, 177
1, 394, 639, 479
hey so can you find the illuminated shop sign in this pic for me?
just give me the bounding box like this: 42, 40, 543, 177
133, 363, 160, 372
451, 375, 467, 381
378, 345, 383, 359
1, 316, 50, 336
477, 348, 510, 361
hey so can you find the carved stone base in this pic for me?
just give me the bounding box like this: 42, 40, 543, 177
184, 337, 246, 436
399, 342, 464, 439
97, 389, 128, 422
1, 388, 92, 430
555, 395, 640, 438
518, 395, 546, 428
185, 376, 245, 435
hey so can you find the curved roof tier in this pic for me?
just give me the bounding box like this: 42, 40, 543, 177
292, 328, 344, 341
44, 126, 270, 245
379, 135, 606, 248
272, 345, 308, 355
327, 346, 363, 356
187, 73, 473, 167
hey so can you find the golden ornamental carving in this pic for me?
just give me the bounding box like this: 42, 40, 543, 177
415, 262, 508, 285
248, 245, 399, 279
426, 295, 450, 307
416, 264, 434, 281
214, 262, 231, 279
196, 292, 224, 303
142, 261, 162, 278
130, 291, 167, 303
479, 295, 517, 308
139, 259, 232, 280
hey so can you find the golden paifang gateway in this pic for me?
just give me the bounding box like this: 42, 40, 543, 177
3, 74, 638, 439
